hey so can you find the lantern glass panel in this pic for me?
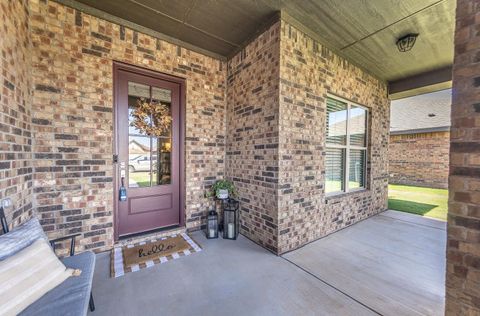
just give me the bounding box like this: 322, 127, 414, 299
224, 211, 235, 239
206, 210, 218, 239
223, 199, 239, 240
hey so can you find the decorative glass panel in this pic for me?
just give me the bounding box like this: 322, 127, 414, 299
349, 149, 366, 189
128, 136, 151, 188
127, 83, 172, 187
151, 87, 172, 138
152, 86, 171, 103
128, 82, 150, 136
326, 97, 347, 145
152, 138, 171, 185
349, 106, 367, 147
151, 87, 172, 185
325, 148, 345, 193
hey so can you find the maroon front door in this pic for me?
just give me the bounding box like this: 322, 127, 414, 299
114, 63, 183, 238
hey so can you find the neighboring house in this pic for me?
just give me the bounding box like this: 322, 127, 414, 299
128, 139, 150, 155
389, 89, 451, 189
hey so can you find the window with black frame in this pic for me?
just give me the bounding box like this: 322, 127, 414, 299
325, 96, 367, 195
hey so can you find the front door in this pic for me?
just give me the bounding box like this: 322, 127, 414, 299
115, 63, 182, 238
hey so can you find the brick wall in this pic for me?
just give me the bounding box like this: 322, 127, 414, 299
1, 0, 390, 256
0, 0, 33, 228
446, 0, 480, 314
277, 21, 389, 254
389, 131, 450, 189
29, 0, 226, 252
226, 20, 389, 255
226, 22, 281, 253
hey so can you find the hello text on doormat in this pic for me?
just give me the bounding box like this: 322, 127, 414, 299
122, 235, 191, 267
111, 233, 202, 278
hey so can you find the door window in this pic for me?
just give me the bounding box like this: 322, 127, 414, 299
127, 82, 172, 188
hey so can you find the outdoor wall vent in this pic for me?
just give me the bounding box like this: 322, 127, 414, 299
396, 34, 419, 52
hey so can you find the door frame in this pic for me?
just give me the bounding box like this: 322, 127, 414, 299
112, 61, 186, 241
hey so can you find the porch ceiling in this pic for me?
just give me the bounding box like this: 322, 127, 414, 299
65, 0, 454, 84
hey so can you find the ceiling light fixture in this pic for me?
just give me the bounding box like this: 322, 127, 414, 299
396, 33, 419, 52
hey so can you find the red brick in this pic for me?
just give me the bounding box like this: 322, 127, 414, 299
447, 0, 480, 314
0, 0, 33, 229
389, 132, 450, 189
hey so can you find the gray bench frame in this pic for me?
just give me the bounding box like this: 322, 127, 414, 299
0, 207, 95, 312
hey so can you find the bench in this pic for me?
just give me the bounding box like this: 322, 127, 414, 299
0, 209, 96, 316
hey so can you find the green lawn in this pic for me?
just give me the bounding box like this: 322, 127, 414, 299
388, 184, 448, 221
129, 172, 150, 187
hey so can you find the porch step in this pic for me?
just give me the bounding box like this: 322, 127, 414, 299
115, 226, 186, 247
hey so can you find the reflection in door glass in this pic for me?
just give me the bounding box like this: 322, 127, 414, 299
151, 87, 172, 185
127, 82, 172, 187
152, 138, 171, 185
151, 87, 172, 138
128, 82, 150, 136
128, 136, 151, 188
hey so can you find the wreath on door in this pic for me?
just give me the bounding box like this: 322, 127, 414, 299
130, 98, 172, 137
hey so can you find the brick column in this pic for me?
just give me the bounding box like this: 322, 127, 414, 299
0, 0, 33, 228
446, 0, 480, 314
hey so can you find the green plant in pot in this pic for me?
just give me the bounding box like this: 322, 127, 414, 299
208, 180, 236, 199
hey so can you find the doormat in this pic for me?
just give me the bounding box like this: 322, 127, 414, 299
110, 233, 202, 278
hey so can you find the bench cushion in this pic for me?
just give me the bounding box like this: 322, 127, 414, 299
0, 239, 74, 316
20, 251, 95, 316
0, 217, 48, 261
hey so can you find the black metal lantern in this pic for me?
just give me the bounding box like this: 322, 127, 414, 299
223, 199, 239, 240
206, 210, 218, 239
396, 33, 418, 52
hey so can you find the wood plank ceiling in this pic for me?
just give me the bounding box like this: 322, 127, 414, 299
69, 0, 455, 84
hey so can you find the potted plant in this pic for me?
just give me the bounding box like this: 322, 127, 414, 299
208, 180, 236, 200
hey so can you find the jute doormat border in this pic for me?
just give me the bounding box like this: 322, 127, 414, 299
110, 233, 202, 278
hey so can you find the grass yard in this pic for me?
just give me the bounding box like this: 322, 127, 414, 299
388, 184, 448, 221
129, 172, 150, 187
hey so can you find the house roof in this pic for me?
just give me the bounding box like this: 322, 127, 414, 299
390, 89, 451, 135
128, 139, 150, 154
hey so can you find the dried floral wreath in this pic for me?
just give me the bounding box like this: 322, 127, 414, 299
130, 98, 172, 137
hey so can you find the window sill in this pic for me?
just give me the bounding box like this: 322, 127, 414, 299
325, 188, 369, 202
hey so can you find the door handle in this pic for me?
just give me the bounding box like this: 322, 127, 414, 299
120, 161, 126, 178
119, 161, 127, 201
119, 176, 127, 201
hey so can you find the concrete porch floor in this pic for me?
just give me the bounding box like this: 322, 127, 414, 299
89, 210, 446, 316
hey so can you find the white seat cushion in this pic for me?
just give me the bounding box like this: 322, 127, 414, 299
0, 239, 74, 316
